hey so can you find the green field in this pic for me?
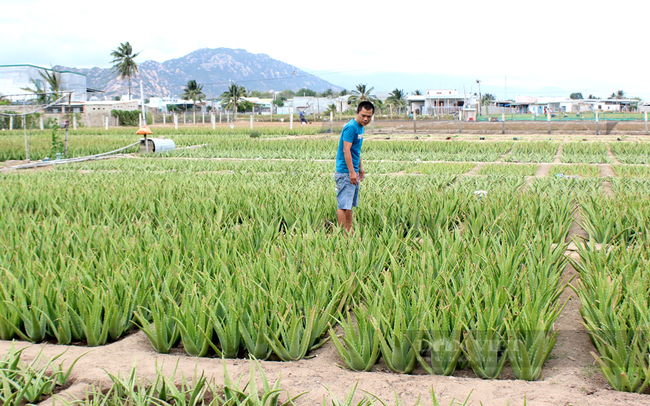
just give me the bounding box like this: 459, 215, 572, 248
3, 135, 650, 404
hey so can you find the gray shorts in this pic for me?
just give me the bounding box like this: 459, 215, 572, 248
335, 172, 359, 210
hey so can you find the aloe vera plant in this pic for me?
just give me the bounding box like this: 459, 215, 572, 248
462, 296, 508, 379
372, 292, 424, 374
504, 299, 566, 381
208, 292, 243, 358
173, 293, 213, 357
239, 296, 276, 360
215, 358, 306, 406
3, 284, 50, 343
264, 305, 318, 361
414, 303, 466, 376
134, 291, 180, 354
329, 304, 381, 371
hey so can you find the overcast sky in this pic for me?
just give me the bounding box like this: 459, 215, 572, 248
2, 0, 648, 99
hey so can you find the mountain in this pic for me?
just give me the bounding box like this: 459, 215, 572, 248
56, 48, 341, 99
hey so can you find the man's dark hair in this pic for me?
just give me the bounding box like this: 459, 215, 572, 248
357, 101, 374, 113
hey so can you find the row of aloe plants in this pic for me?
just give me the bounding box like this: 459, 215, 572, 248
165, 139, 515, 162
572, 243, 650, 393
56, 157, 476, 177
2, 170, 575, 349
579, 179, 650, 245
331, 233, 569, 381
0, 345, 79, 406
0, 127, 320, 161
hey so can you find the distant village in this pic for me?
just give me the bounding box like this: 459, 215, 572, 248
1, 64, 648, 128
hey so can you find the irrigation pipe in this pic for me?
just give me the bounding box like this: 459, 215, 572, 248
2, 141, 140, 172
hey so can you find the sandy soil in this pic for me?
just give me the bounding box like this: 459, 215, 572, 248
3, 134, 650, 405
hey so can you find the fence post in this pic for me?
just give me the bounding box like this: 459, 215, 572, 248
105, 115, 109, 131
459, 116, 462, 134
40, 114, 44, 130
290, 107, 293, 130
73, 114, 77, 130
163, 113, 166, 126
174, 113, 178, 130
212, 114, 216, 130
645, 112, 648, 135
502, 113, 505, 134
9, 116, 12, 131
413, 111, 416, 134
330, 111, 333, 133
250, 113, 253, 130
139, 114, 142, 128
547, 112, 551, 135
202, 111, 205, 124
596, 111, 599, 135
220, 112, 222, 123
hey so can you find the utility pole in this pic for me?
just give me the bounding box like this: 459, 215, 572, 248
476, 79, 482, 116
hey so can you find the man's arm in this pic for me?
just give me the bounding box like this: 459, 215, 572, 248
342, 141, 358, 185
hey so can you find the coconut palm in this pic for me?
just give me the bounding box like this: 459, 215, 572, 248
482, 93, 496, 106
413, 90, 423, 95
110, 42, 141, 101
181, 79, 206, 122
220, 83, 246, 121
21, 67, 61, 103
347, 83, 378, 107
386, 88, 407, 116
373, 98, 384, 115
324, 103, 337, 116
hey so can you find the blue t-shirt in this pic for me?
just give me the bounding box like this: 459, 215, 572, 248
335, 119, 364, 173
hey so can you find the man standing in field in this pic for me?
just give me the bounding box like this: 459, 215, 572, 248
335, 101, 374, 234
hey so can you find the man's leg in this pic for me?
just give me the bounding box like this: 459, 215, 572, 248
337, 208, 353, 234
345, 209, 353, 234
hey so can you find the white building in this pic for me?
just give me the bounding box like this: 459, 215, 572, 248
408, 89, 468, 116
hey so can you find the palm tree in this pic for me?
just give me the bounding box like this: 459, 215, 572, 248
110, 42, 141, 101
220, 83, 246, 121
386, 88, 407, 116
481, 93, 495, 106
413, 90, 423, 96
347, 83, 378, 107
616, 90, 625, 99
21, 67, 61, 103
324, 103, 337, 116
373, 98, 384, 115
181, 80, 206, 123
